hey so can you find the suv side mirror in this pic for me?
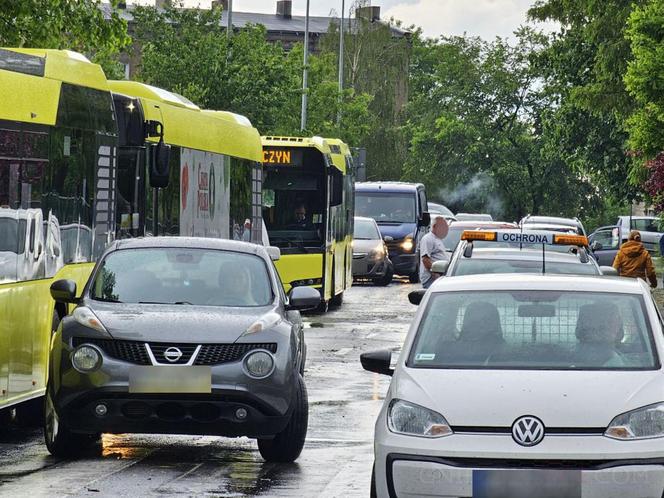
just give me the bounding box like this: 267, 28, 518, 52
600, 266, 618, 276
266, 246, 281, 261
287, 286, 321, 311
408, 289, 426, 305
418, 211, 431, 227
50, 279, 79, 304
360, 350, 393, 376
149, 141, 171, 188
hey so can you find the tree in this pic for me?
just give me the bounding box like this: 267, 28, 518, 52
0, 0, 129, 76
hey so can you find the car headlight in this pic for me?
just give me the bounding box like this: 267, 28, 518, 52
73, 307, 107, 333
71, 345, 102, 372
388, 399, 452, 438
368, 244, 386, 260
605, 402, 664, 440
244, 350, 275, 378
244, 312, 282, 335
400, 237, 414, 253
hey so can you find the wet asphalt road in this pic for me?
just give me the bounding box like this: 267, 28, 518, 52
0, 280, 416, 497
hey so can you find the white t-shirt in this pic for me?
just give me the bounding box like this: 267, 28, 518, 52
419, 232, 449, 284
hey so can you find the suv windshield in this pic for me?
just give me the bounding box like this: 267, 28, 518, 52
452, 258, 599, 276
409, 291, 656, 370
92, 248, 273, 307
355, 193, 415, 223
354, 218, 380, 239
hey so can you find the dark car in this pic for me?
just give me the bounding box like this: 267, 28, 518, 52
355, 182, 430, 282
45, 237, 320, 462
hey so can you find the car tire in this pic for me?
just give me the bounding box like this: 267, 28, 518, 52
370, 462, 377, 498
44, 382, 100, 458
257, 374, 308, 463
373, 265, 393, 286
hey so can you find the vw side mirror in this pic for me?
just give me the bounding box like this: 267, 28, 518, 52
360, 350, 394, 376
287, 286, 321, 311
50, 279, 79, 304
266, 246, 281, 261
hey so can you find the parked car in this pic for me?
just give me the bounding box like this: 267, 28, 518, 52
46, 237, 321, 462
520, 215, 586, 236
355, 182, 430, 283
616, 216, 662, 254
455, 213, 493, 222
352, 216, 393, 286
588, 225, 622, 266
427, 202, 456, 222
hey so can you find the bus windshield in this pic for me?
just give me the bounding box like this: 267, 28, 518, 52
262, 169, 325, 253
355, 193, 415, 223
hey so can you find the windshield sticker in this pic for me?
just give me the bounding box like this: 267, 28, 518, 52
416, 353, 436, 361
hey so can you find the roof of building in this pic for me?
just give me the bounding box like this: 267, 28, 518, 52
101, 4, 410, 38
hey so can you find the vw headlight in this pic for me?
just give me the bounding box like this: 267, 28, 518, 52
244, 350, 275, 378
388, 399, 452, 438
73, 307, 107, 333
368, 244, 386, 260
605, 402, 664, 440
71, 345, 102, 372
400, 237, 414, 253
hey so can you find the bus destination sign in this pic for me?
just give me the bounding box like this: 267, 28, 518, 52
263, 148, 303, 166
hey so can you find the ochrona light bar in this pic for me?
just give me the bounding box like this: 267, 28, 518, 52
461, 230, 588, 247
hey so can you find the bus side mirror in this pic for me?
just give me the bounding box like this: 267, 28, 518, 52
149, 141, 171, 189
50, 279, 79, 304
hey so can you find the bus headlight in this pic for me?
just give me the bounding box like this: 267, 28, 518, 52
244, 351, 275, 378
71, 345, 102, 372
400, 237, 414, 253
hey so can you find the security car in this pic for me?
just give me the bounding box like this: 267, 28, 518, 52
433, 229, 616, 277
363, 273, 664, 498
46, 237, 320, 461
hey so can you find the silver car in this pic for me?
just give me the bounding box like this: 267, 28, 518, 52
46, 237, 320, 462
352, 216, 393, 286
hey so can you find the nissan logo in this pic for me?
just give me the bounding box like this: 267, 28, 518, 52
511, 416, 545, 447
163, 347, 183, 363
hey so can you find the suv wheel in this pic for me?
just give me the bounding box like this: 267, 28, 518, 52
44, 382, 100, 457
257, 374, 308, 462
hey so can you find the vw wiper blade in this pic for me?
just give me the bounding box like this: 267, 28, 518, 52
139, 301, 193, 305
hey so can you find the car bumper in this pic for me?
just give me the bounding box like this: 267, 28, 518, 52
388, 253, 418, 276
352, 254, 390, 278
384, 454, 664, 498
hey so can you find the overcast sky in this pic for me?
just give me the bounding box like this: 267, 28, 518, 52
131, 0, 552, 40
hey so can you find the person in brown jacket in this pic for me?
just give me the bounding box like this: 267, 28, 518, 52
612, 230, 658, 287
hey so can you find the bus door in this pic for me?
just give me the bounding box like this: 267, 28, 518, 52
327, 166, 345, 299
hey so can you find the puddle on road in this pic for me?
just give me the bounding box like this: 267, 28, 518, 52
303, 322, 325, 328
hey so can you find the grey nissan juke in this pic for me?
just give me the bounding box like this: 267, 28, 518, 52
46, 237, 321, 462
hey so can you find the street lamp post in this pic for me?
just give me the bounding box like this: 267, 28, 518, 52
337, 0, 345, 126
300, 0, 310, 131
226, 0, 233, 39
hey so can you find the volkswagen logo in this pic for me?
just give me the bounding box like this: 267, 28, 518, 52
511, 416, 545, 447
163, 347, 183, 363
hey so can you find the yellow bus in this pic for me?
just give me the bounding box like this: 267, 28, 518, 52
0, 49, 263, 420
261, 136, 354, 309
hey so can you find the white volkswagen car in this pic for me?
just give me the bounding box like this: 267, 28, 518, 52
363, 274, 664, 498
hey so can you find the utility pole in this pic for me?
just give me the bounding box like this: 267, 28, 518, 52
336, 0, 345, 126
226, 0, 233, 39
300, 0, 310, 131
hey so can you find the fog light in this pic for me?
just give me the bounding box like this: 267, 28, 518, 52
235, 408, 248, 420
95, 403, 108, 417
244, 350, 275, 378
72, 345, 102, 372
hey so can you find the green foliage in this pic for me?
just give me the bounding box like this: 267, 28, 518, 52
132, 4, 372, 145
0, 0, 130, 74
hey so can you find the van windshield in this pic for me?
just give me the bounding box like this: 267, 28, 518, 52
355, 193, 415, 223
409, 291, 657, 370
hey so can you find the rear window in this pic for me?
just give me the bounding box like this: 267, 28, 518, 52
409, 291, 657, 370
452, 258, 599, 276
354, 218, 380, 239
92, 248, 273, 307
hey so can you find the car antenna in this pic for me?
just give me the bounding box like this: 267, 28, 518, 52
542, 241, 546, 274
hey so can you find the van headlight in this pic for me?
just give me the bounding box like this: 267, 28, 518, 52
73, 307, 107, 333
244, 350, 275, 378
388, 399, 452, 438
605, 402, 664, 440
71, 345, 102, 372
400, 237, 414, 253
